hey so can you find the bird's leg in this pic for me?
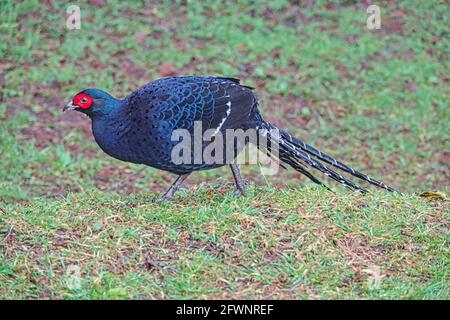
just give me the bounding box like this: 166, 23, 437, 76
154, 173, 190, 203
230, 163, 246, 196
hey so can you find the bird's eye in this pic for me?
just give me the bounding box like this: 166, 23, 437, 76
73, 94, 93, 109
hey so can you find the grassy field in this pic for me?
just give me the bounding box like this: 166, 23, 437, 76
0, 1, 448, 299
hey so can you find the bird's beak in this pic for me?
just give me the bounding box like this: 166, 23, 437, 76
63, 101, 76, 112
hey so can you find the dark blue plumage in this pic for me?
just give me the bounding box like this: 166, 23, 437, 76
64, 76, 399, 201
79, 77, 257, 174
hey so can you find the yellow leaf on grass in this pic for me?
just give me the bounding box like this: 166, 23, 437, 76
419, 192, 446, 201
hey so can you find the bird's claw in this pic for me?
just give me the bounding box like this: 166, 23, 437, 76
233, 188, 245, 197
152, 195, 173, 203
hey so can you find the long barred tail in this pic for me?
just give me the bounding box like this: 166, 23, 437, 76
260, 121, 400, 194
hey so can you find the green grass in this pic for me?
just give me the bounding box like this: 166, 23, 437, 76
1, 189, 448, 299
0, 1, 449, 299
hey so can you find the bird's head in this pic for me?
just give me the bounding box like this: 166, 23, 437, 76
63, 88, 118, 118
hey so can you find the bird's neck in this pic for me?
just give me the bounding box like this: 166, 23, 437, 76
90, 99, 137, 162
89, 98, 123, 121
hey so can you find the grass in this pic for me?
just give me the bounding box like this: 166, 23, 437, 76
1, 189, 448, 299
0, 1, 449, 299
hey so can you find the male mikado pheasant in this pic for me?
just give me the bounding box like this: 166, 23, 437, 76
64, 76, 398, 201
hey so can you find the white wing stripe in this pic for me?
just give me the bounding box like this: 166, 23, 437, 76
213, 99, 231, 136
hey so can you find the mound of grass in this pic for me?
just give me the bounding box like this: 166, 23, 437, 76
1, 187, 448, 299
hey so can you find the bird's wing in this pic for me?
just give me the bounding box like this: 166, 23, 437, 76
149, 77, 257, 134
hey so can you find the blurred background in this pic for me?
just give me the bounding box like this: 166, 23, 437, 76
1, 0, 448, 201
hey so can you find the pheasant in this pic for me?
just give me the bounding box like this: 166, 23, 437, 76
63, 76, 398, 201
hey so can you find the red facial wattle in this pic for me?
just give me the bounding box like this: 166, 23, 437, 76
73, 93, 93, 109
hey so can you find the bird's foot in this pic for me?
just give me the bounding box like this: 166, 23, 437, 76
233, 188, 246, 197
152, 194, 173, 203
232, 179, 249, 197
